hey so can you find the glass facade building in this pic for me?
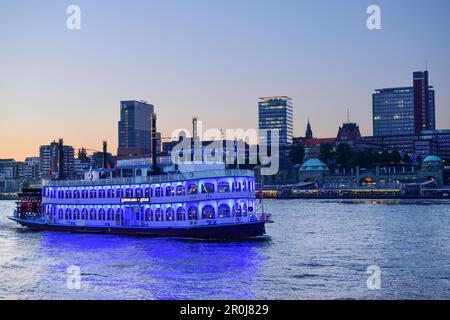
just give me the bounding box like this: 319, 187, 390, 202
258, 97, 293, 147
372, 71, 436, 137
118, 100, 155, 157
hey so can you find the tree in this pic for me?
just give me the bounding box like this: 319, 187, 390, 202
289, 145, 305, 164
389, 150, 401, 165
335, 143, 352, 167
319, 143, 334, 164
402, 153, 411, 164
350, 151, 366, 168
380, 149, 390, 165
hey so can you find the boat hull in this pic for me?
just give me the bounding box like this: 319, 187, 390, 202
9, 217, 267, 239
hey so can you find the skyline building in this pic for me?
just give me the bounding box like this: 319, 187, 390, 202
39, 140, 75, 179
118, 100, 155, 157
372, 70, 436, 136
258, 96, 293, 147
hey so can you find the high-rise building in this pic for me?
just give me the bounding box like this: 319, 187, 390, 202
24, 157, 41, 180
0, 159, 17, 180
118, 100, 155, 157
39, 140, 75, 179
413, 71, 435, 133
258, 96, 293, 147
372, 71, 435, 136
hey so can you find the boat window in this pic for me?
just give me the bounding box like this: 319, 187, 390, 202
201, 205, 215, 219
218, 182, 230, 193
74, 208, 80, 220
125, 188, 133, 197
155, 187, 163, 197
235, 204, 242, 217
90, 208, 96, 220
218, 204, 231, 218
188, 206, 198, 220
166, 207, 174, 221
98, 208, 105, 221
176, 185, 185, 196
115, 209, 123, 224
135, 188, 143, 197
242, 203, 248, 217
107, 208, 114, 221
176, 207, 185, 221
107, 189, 114, 198
166, 186, 175, 197
188, 184, 198, 195
66, 208, 71, 220
155, 208, 163, 221
81, 208, 88, 220
144, 208, 153, 221
89, 189, 96, 199
201, 183, 215, 194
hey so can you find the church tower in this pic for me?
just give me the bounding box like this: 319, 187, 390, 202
305, 118, 313, 140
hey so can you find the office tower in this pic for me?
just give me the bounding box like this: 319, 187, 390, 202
258, 96, 293, 147
118, 100, 155, 157
372, 71, 435, 136
39, 140, 75, 179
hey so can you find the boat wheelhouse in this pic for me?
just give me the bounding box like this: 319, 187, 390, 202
10, 169, 272, 238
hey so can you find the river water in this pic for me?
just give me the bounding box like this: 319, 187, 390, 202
1, 199, 449, 300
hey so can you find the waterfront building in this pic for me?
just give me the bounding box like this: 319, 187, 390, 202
336, 123, 362, 147
118, 100, 156, 157
24, 157, 40, 181
296, 156, 444, 188
372, 71, 436, 136
0, 159, 17, 180
363, 130, 450, 163
258, 96, 293, 147
39, 140, 75, 179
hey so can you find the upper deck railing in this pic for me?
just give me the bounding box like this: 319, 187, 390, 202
44, 169, 254, 187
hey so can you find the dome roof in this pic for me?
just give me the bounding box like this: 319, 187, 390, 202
300, 158, 329, 171
423, 155, 442, 162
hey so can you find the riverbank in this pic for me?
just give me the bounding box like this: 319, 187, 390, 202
257, 189, 450, 200
0, 194, 18, 201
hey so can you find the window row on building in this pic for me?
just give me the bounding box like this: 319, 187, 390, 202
44, 179, 256, 200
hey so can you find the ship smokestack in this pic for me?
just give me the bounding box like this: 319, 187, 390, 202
102, 141, 108, 169
151, 114, 157, 170
58, 138, 65, 180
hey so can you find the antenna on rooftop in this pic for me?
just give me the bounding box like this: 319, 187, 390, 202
347, 108, 350, 124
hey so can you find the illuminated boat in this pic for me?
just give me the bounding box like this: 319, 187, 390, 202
9, 169, 272, 239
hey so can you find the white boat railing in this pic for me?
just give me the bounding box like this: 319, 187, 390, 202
44, 169, 254, 187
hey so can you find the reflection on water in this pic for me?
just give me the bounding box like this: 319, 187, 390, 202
1, 199, 450, 300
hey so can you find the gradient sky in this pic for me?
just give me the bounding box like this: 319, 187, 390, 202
1, 0, 449, 161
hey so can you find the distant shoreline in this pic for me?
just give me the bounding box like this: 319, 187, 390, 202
0, 195, 18, 201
